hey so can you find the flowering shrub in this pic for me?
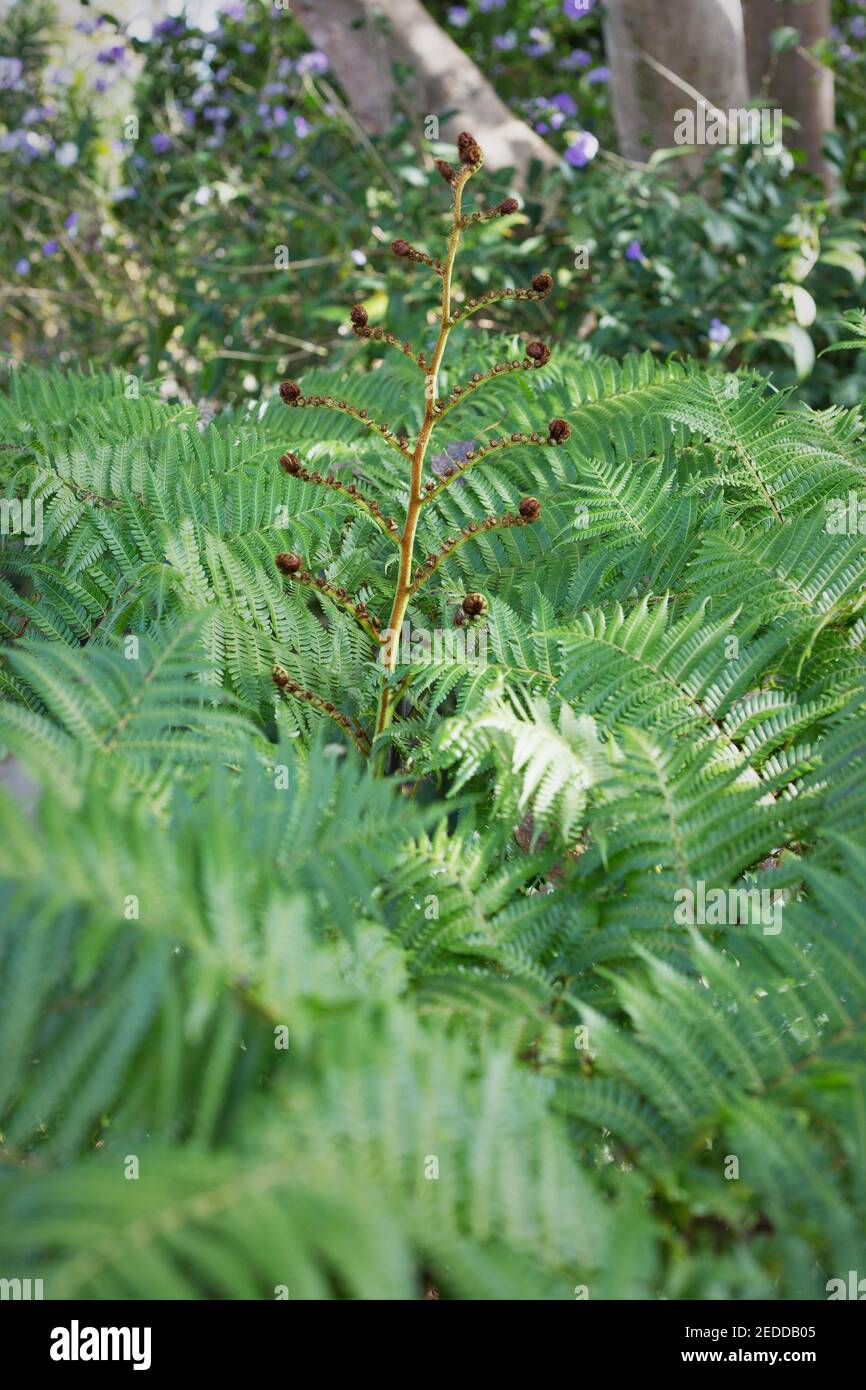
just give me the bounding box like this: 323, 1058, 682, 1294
433, 0, 612, 167
0, 1, 106, 360
0, 0, 864, 405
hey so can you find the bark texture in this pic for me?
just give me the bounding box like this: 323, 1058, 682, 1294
293, 0, 557, 177
604, 0, 749, 180
742, 0, 834, 188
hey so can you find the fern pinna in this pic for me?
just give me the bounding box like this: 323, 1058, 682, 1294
271, 131, 565, 764
2, 149, 866, 1298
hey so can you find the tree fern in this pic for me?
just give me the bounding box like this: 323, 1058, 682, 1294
2, 129, 866, 1299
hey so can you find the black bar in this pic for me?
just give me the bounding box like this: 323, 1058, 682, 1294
2, 1298, 863, 1375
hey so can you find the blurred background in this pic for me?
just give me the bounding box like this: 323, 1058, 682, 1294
1, 0, 864, 406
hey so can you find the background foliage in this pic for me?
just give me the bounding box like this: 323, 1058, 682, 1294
2, 0, 865, 402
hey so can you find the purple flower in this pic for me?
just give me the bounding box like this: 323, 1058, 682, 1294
0, 56, 24, 89
96, 45, 127, 66
850, 16, 866, 38
535, 121, 550, 135
708, 318, 731, 344
55, 141, 79, 167
271, 105, 289, 127
20, 131, 50, 157
219, 1, 246, 19
74, 17, 105, 34
587, 66, 611, 84
565, 130, 599, 167
203, 105, 231, 122
42, 240, 59, 256
296, 50, 329, 75
551, 92, 578, 117
239, 41, 256, 54
493, 30, 517, 51
563, 0, 595, 17
525, 27, 554, 56
14, 257, 30, 275
262, 82, 287, 97
447, 5, 470, 25
154, 18, 185, 39
63, 211, 78, 232
111, 186, 138, 203
625, 239, 643, 262
294, 115, 312, 139
150, 132, 172, 154
560, 49, 591, 70
478, 0, 506, 9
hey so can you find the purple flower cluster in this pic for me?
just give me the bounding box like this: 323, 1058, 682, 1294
0, 56, 24, 90
1, 128, 53, 161
295, 50, 329, 76
559, 49, 591, 71
565, 130, 599, 167
96, 45, 127, 67
525, 29, 554, 58
22, 104, 56, 124
154, 18, 186, 39
526, 92, 579, 136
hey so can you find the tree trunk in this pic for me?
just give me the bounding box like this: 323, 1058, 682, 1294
742, 0, 834, 189
604, 0, 749, 180
292, 0, 557, 178
291, 0, 397, 134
